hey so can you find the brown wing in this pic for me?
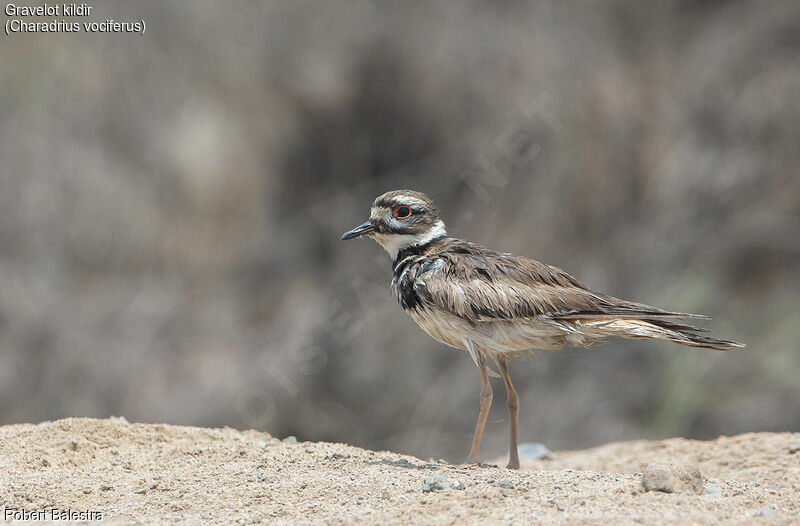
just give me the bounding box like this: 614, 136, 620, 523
414, 238, 705, 323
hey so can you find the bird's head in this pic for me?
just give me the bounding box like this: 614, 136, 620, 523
341, 190, 447, 259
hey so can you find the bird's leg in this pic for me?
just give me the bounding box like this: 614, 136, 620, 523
498, 357, 520, 469
465, 353, 492, 465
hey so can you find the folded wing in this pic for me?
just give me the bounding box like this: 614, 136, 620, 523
409, 240, 743, 351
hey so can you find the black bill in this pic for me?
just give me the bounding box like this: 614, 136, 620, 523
341, 221, 375, 240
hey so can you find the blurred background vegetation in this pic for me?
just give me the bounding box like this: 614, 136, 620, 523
1, 1, 798, 461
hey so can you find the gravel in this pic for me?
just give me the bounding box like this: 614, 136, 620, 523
0, 418, 798, 525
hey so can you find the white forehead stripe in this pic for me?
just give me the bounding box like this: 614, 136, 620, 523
370, 206, 391, 220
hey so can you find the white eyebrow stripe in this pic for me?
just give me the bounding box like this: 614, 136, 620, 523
399, 196, 427, 208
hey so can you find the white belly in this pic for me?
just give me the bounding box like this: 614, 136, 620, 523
407, 306, 581, 356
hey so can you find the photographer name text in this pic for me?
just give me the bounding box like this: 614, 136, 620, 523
4, 507, 103, 522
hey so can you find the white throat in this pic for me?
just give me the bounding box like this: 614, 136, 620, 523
373, 220, 447, 259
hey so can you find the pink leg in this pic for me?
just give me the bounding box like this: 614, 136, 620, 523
465, 353, 493, 464
498, 357, 520, 469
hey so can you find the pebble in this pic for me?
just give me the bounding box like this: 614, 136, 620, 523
518, 443, 552, 461
133, 482, 158, 495
705, 485, 723, 497
754, 508, 779, 518
422, 473, 451, 492
282, 436, 297, 444
788, 444, 800, 454
492, 479, 515, 489
641, 463, 704, 495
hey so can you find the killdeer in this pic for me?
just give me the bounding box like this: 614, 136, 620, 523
341, 190, 744, 469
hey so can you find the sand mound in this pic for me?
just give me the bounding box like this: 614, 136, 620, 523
1, 418, 797, 524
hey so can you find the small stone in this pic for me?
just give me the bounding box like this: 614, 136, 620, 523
282, 436, 297, 444
788, 444, 800, 454
422, 473, 450, 492
706, 485, 723, 496
100, 485, 113, 491
642, 463, 704, 495
518, 443, 552, 461
133, 482, 157, 495
755, 508, 779, 518
501, 489, 509, 497
493, 479, 515, 489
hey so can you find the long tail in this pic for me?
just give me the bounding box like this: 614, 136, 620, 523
564, 317, 745, 351
551, 297, 745, 351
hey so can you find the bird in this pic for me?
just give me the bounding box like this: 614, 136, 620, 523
341, 189, 744, 469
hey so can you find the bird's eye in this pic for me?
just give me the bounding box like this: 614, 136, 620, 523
393, 206, 412, 219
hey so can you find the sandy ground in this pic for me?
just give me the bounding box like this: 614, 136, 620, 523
1, 418, 798, 525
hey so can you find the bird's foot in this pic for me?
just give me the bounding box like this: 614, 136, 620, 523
458, 456, 480, 468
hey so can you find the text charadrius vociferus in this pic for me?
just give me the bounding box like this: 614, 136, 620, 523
342, 190, 744, 469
